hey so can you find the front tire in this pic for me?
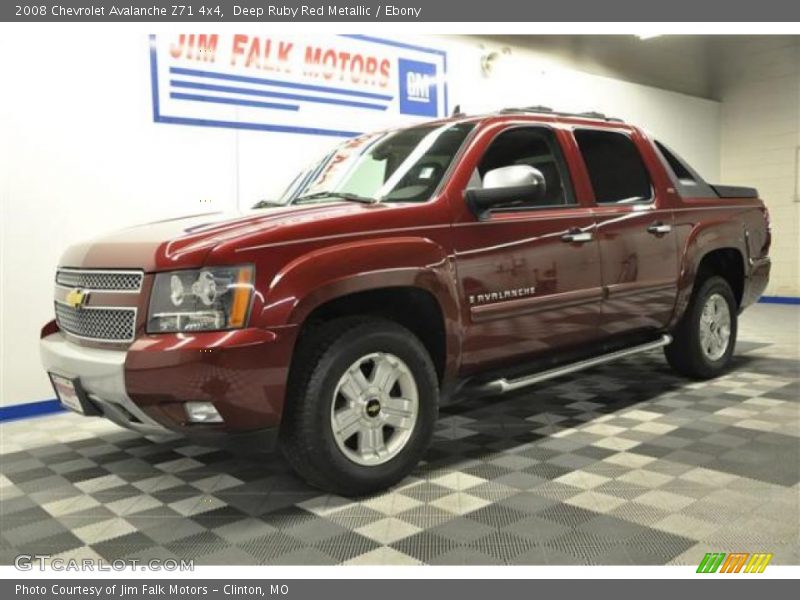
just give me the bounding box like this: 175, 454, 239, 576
281, 317, 438, 496
665, 275, 738, 379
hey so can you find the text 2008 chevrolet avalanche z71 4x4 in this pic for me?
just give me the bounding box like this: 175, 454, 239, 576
41, 107, 771, 494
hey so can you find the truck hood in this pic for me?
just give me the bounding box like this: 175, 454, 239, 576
59, 203, 377, 271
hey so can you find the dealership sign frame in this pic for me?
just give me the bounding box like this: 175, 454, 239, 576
149, 33, 449, 138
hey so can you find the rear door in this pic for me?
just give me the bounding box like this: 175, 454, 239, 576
449, 124, 604, 374
572, 128, 679, 336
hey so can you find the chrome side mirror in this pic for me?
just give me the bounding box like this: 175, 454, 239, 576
465, 165, 546, 219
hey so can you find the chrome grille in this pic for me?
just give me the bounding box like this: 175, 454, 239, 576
55, 303, 136, 342
56, 269, 143, 291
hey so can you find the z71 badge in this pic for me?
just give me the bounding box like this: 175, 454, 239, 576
468, 287, 536, 305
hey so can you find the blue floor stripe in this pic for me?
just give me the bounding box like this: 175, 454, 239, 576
0, 399, 64, 423
759, 296, 800, 305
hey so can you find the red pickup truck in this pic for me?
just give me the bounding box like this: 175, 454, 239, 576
40, 107, 771, 494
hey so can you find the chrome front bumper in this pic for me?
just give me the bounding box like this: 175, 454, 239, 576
40, 332, 169, 435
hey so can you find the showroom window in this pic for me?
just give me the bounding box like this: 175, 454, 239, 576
471, 127, 576, 209
575, 129, 652, 204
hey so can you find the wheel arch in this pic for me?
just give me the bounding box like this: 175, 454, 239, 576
671, 223, 747, 328
259, 236, 462, 387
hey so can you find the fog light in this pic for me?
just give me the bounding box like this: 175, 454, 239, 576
185, 402, 223, 423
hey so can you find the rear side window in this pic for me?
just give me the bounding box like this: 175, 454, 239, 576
654, 141, 696, 184
652, 139, 717, 199
575, 130, 652, 204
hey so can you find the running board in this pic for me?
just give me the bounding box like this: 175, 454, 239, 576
472, 334, 672, 395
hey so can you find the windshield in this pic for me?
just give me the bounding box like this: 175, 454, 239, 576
265, 121, 475, 206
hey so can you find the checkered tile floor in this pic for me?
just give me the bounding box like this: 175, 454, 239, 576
2, 304, 798, 565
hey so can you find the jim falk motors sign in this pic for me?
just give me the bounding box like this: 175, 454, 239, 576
149, 33, 449, 137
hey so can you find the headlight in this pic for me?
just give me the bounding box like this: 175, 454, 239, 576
147, 266, 254, 333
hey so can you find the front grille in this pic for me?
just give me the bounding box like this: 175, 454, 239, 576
55, 302, 136, 342
56, 269, 143, 291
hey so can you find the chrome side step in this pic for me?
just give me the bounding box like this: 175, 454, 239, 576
474, 334, 672, 395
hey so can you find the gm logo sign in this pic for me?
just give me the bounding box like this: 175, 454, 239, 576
398, 58, 438, 117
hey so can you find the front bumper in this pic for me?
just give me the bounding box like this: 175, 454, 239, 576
40, 324, 299, 445
40, 332, 169, 435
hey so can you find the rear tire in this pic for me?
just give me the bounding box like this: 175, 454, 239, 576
665, 275, 737, 379
280, 317, 438, 496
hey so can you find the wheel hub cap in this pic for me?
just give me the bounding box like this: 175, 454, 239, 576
699, 293, 731, 361
365, 398, 381, 418
330, 352, 419, 466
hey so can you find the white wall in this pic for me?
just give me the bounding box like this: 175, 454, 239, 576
0, 29, 721, 407
450, 37, 721, 178
714, 36, 800, 297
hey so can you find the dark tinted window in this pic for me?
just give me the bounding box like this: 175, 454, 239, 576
575, 130, 652, 204
472, 127, 575, 208
652, 140, 717, 198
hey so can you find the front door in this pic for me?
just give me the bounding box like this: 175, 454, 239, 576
450, 125, 604, 374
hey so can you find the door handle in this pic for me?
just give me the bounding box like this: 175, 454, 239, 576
647, 222, 672, 235
561, 230, 594, 243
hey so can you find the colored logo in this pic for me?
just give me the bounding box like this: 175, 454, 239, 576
65, 289, 90, 310
398, 58, 438, 117
152, 34, 448, 138
697, 552, 773, 573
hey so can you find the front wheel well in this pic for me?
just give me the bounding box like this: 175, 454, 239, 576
293, 287, 447, 383
695, 248, 744, 308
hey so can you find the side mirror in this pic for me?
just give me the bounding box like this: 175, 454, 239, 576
465, 165, 546, 219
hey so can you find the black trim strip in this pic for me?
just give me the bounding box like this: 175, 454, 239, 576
711, 184, 758, 198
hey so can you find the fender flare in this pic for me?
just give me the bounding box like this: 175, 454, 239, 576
254, 236, 462, 377
671, 219, 747, 327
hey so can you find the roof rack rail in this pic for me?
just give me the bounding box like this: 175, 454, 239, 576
498, 105, 553, 115
575, 111, 606, 119
497, 106, 624, 123
575, 111, 625, 123
523, 105, 554, 113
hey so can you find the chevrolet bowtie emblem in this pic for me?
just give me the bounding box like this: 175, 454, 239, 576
65, 288, 90, 309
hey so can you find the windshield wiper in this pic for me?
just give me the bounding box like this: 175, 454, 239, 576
292, 191, 379, 205
252, 199, 284, 209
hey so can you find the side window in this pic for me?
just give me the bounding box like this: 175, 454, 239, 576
652, 139, 716, 200
574, 129, 652, 204
654, 141, 696, 184
471, 127, 576, 209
